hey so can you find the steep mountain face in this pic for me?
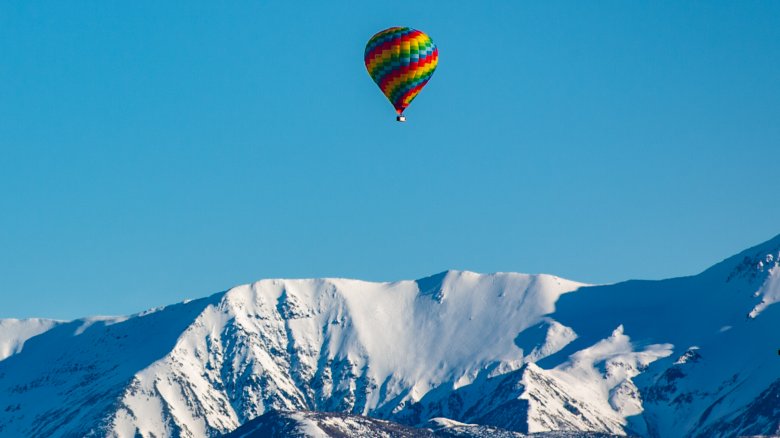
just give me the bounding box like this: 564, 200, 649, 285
1, 235, 779, 438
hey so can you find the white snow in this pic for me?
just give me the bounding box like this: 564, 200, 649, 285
288, 412, 330, 438
748, 264, 780, 318
428, 417, 474, 428
1, 234, 780, 438
73, 315, 127, 335
519, 325, 672, 434
0, 318, 60, 361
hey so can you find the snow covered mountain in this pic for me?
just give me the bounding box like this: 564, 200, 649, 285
1, 235, 779, 437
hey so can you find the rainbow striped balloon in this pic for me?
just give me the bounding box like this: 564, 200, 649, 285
364, 27, 438, 118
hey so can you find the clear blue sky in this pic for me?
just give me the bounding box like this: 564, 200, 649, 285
2, 2, 779, 319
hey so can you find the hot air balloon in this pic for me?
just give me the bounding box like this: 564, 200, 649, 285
364, 27, 438, 122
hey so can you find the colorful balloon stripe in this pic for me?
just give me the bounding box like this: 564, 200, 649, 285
365, 27, 438, 116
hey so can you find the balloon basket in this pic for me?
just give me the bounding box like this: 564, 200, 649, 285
396, 115, 406, 122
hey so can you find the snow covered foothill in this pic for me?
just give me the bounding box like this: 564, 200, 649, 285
222, 410, 430, 438
224, 410, 626, 437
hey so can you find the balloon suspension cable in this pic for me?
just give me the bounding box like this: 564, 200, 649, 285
396, 115, 406, 122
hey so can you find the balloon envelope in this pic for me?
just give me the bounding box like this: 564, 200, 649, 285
364, 27, 438, 116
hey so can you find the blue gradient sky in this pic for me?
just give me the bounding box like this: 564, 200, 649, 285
2, 2, 779, 319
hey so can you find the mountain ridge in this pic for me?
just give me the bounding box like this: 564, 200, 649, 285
1, 236, 779, 437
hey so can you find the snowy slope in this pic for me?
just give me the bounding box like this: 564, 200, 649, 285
0, 318, 61, 361
1, 234, 779, 437
0, 297, 224, 437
